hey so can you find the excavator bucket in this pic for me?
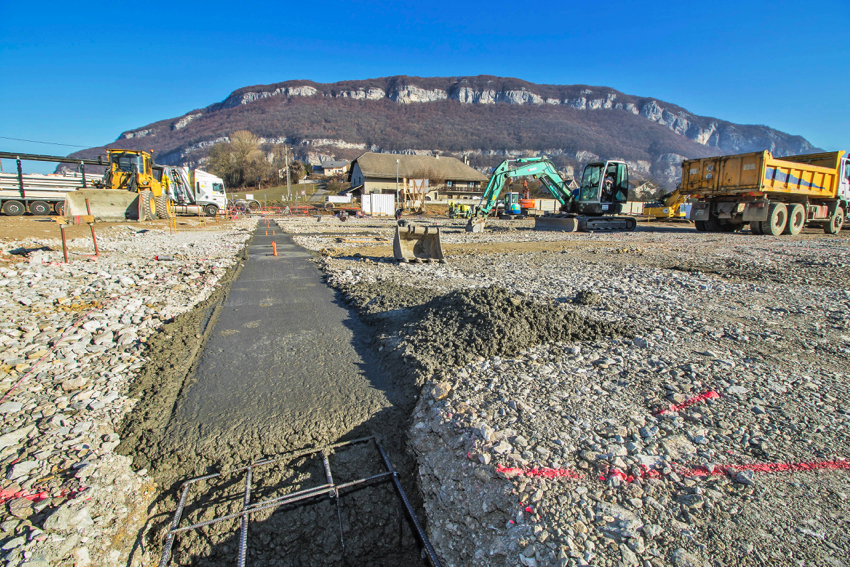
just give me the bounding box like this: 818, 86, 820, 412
534, 214, 579, 232
393, 225, 446, 263
465, 217, 486, 233
65, 190, 139, 222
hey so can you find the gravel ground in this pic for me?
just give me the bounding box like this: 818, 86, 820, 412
0, 218, 255, 566
283, 215, 850, 567
1, 211, 847, 567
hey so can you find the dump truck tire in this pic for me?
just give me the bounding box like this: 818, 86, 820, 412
750, 221, 762, 235
29, 201, 51, 215
760, 203, 787, 236
703, 215, 722, 232
694, 220, 706, 232
825, 207, 844, 235
2, 200, 25, 216
783, 204, 805, 235
140, 191, 156, 221
155, 194, 170, 219
54, 202, 64, 215
204, 204, 218, 217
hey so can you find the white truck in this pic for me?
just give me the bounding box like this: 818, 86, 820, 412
0, 171, 104, 216
162, 166, 228, 216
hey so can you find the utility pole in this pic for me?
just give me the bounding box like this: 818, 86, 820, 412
285, 146, 291, 202
395, 159, 399, 208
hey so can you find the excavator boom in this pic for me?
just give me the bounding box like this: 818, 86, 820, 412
466, 158, 572, 232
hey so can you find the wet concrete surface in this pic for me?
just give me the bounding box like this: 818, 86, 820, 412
163, 223, 399, 461
123, 221, 424, 565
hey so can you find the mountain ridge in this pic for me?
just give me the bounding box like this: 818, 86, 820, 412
69, 75, 820, 187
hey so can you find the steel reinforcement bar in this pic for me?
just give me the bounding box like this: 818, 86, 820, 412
158, 436, 442, 567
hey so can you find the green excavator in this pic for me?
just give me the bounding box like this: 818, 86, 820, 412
466, 157, 637, 232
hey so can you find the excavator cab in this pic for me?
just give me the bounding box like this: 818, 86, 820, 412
577, 161, 628, 215
501, 192, 522, 217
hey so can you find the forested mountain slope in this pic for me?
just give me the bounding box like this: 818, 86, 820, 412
69, 75, 819, 187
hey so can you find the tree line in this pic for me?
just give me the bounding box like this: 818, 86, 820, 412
207, 130, 310, 189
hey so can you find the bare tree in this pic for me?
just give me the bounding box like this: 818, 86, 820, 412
208, 130, 266, 188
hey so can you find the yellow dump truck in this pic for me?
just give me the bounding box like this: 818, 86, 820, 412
683, 151, 849, 235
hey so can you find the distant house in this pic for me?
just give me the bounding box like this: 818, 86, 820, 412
347, 153, 488, 199
313, 160, 350, 176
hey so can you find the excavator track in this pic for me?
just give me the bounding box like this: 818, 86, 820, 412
534, 214, 636, 232
580, 215, 637, 232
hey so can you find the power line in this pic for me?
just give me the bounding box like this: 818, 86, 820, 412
0, 136, 90, 148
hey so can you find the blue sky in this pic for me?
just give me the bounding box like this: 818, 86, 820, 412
2, 0, 848, 173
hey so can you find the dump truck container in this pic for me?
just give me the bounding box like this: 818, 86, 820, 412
683, 150, 849, 235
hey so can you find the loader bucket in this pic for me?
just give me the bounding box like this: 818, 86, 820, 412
393, 225, 446, 263
65, 190, 139, 222
534, 215, 579, 232
465, 217, 486, 233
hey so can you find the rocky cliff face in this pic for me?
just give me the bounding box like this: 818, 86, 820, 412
79, 75, 819, 188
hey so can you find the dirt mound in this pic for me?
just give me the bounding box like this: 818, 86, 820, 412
403, 286, 630, 371
573, 289, 602, 305
339, 281, 443, 317
336, 282, 630, 383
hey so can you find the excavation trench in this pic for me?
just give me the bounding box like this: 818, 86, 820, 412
118, 222, 630, 566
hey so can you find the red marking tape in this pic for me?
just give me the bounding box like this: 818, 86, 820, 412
601, 459, 850, 483
0, 486, 87, 505
654, 390, 721, 415
496, 464, 583, 480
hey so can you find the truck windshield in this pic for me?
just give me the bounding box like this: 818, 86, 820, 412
111, 153, 143, 173
212, 183, 224, 194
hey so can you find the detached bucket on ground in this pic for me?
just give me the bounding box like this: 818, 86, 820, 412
465, 217, 486, 233
65, 190, 140, 222
393, 225, 446, 263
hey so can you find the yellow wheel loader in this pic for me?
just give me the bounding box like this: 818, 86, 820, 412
64, 149, 172, 222
642, 188, 687, 220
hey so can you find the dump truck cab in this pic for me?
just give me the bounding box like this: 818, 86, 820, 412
577, 160, 629, 215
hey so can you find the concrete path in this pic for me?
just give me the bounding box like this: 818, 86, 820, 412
160, 220, 398, 467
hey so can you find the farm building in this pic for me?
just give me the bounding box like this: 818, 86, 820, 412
346, 153, 488, 200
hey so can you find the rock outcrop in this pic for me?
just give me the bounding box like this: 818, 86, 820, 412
72, 75, 821, 188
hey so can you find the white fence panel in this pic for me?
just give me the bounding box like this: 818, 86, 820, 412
363, 194, 395, 216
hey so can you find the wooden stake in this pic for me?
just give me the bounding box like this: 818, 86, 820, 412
60, 225, 69, 263
89, 224, 99, 256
